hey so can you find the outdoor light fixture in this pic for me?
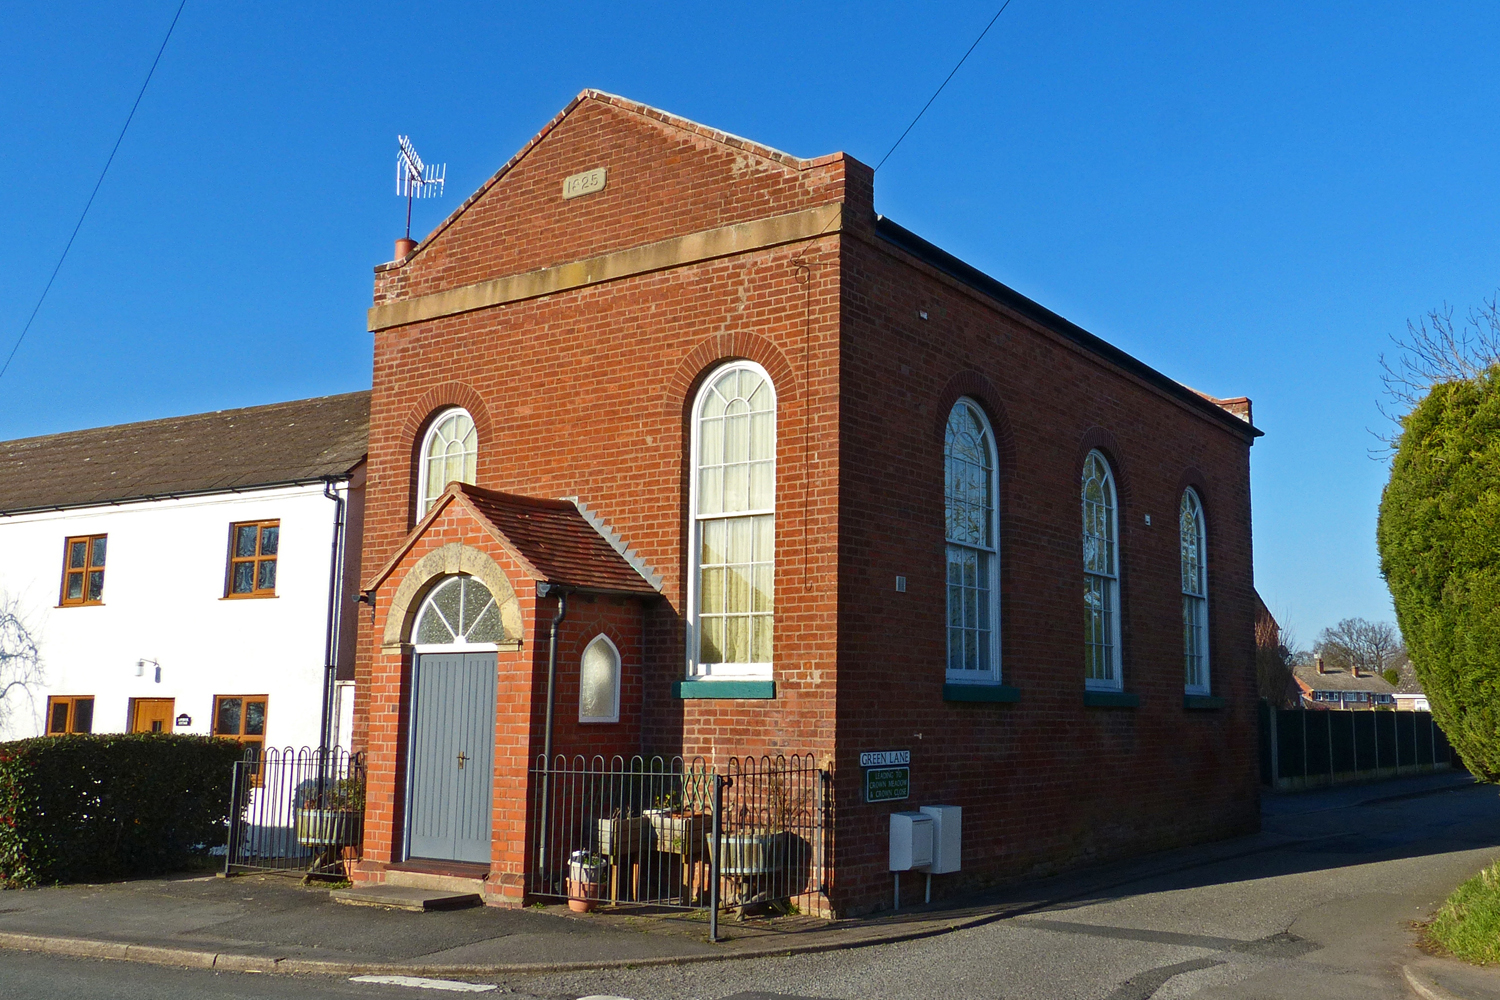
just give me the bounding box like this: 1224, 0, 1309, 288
137, 658, 160, 683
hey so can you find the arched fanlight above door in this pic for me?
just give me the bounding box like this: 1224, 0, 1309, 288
413, 576, 507, 645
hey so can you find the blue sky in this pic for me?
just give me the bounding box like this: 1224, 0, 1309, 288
4, 1, 1497, 647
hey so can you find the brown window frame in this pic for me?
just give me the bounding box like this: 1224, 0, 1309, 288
59, 534, 107, 607
213, 694, 269, 785
46, 696, 95, 734
224, 520, 280, 599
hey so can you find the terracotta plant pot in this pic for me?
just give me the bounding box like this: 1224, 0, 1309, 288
567, 877, 601, 912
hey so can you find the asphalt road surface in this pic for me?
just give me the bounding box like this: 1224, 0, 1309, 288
4, 778, 1499, 1000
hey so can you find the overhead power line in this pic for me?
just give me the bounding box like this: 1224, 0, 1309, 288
875, 1, 1014, 173
0, 0, 188, 384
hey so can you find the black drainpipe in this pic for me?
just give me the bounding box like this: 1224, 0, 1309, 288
536, 581, 568, 888
319, 478, 348, 752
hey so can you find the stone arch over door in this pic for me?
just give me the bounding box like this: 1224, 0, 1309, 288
383, 542, 525, 648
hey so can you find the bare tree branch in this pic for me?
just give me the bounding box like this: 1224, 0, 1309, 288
1315, 617, 1405, 676
0, 592, 44, 735
1374, 294, 1500, 457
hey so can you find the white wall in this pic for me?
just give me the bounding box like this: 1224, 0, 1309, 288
0, 482, 353, 748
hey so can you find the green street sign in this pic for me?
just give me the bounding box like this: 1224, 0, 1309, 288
865, 766, 910, 803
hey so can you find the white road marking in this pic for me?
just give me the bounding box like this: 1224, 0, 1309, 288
575, 996, 637, 999
348, 975, 497, 992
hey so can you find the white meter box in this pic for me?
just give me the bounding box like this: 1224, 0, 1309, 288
889, 811, 933, 871
920, 804, 962, 873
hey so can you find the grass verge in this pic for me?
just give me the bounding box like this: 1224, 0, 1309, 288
1427, 860, 1500, 964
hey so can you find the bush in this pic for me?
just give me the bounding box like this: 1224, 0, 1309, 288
1378, 370, 1500, 781
1428, 861, 1500, 964
0, 734, 245, 886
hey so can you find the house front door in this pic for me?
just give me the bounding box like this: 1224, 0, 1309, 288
406, 651, 496, 864
129, 698, 175, 734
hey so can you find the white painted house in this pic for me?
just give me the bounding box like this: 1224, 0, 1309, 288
0, 392, 368, 753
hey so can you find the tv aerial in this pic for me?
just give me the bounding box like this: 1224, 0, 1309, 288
396, 135, 445, 243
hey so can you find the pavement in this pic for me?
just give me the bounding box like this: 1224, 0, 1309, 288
1, 770, 1499, 999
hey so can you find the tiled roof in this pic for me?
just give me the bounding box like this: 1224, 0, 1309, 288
0, 392, 369, 514
1293, 662, 1398, 693
458, 484, 661, 596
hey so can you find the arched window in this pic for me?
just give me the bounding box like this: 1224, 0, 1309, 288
1082, 450, 1121, 689
417, 408, 478, 515
1181, 488, 1209, 693
688, 361, 776, 677
413, 576, 506, 645
944, 399, 999, 681
579, 635, 621, 723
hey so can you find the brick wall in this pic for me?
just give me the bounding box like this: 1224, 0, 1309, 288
356, 90, 1259, 916
356, 95, 852, 886
830, 231, 1259, 912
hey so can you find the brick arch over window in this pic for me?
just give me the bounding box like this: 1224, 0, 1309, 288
400, 383, 494, 525
381, 542, 524, 649
1175, 466, 1212, 525
1075, 426, 1132, 510
933, 371, 1018, 474
663, 331, 800, 422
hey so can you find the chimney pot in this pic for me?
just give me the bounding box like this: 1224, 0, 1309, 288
1316, 655, 1326, 674
394, 237, 418, 260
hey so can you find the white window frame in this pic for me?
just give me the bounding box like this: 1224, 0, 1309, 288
1082, 449, 1123, 691
1181, 488, 1210, 695
944, 398, 1001, 684
579, 634, 622, 724
685, 360, 776, 679
416, 406, 478, 516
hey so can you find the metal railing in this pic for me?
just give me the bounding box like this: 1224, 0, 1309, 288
528, 754, 827, 939
224, 746, 365, 878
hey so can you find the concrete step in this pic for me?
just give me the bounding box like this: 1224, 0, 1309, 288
330, 885, 482, 912
382, 869, 487, 895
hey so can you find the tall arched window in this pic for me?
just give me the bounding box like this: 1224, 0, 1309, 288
944, 399, 999, 681
689, 361, 775, 677
417, 408, 478, 515
1082, 450, 1121, 689
1180, 488, 1209, 694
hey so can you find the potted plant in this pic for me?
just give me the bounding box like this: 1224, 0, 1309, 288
594, 808, 651, 858
644, 789, 708, 856
567, 850, 609, 912
295, 776, 365, 848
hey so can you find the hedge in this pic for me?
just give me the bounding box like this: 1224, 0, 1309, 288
1378, 369, 1500, 781
0, 734, 245, 886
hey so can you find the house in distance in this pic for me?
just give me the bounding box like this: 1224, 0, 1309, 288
351, 91, 1262, 915
0, 393, 369, 753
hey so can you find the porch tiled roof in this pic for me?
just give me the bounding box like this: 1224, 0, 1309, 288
457, 483, 661, 596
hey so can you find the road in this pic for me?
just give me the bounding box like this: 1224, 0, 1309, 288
4, 776, 1499, 999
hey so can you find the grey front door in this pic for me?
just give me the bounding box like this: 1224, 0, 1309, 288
407, 652, 496, 863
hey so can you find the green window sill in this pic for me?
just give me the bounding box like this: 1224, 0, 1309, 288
673, 680, 776, 700
1184, 694, 1226, 710
1083, 690, 1140, 708
943, 683, 1021, 703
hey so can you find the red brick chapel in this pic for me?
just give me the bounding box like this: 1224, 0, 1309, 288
350, 89, 1262, 915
